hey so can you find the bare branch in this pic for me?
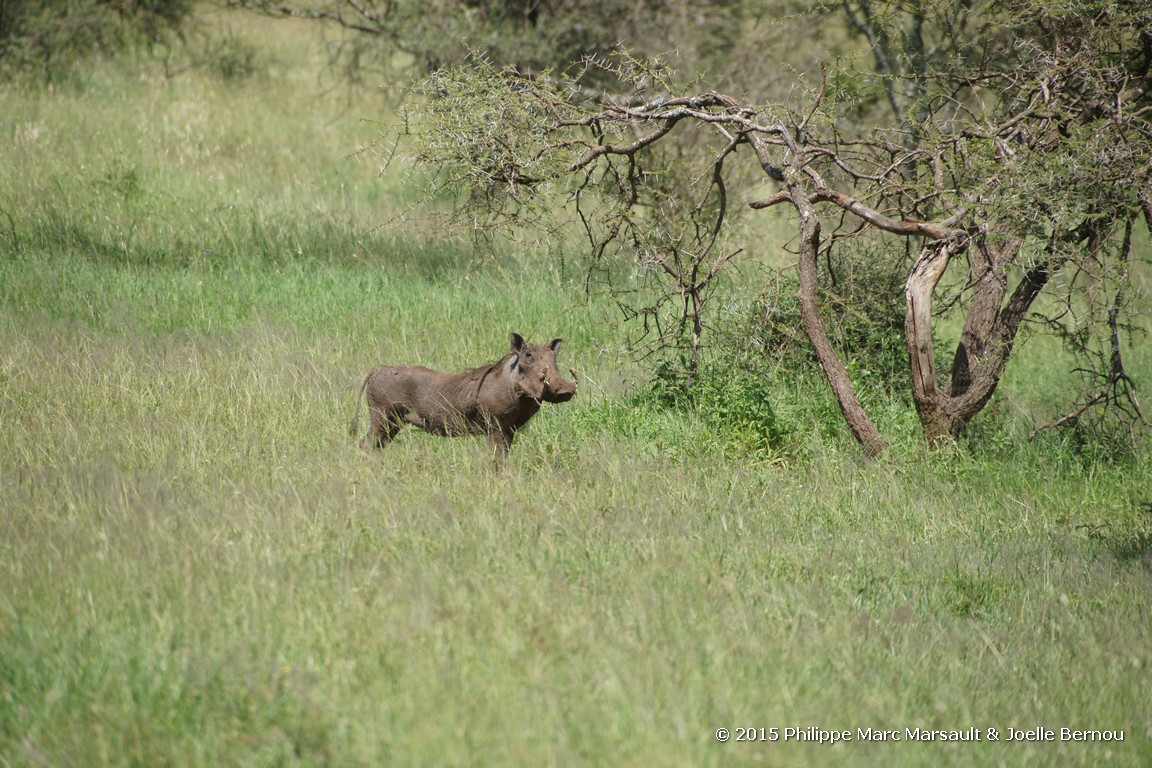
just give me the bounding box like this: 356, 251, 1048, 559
751, 188, 968, 241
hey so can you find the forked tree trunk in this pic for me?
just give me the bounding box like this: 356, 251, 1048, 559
904, 235, 1049, 445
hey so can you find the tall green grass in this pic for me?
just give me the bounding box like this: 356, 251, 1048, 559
2, 10, 1151, 767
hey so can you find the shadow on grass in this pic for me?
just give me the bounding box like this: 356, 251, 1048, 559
1103, 501, 1152, 571
6, 200, 478, 281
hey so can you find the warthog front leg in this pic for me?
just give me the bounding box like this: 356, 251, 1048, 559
486, 428, 515, 459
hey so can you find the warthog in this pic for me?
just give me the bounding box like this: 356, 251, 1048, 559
350, 333, 578, 457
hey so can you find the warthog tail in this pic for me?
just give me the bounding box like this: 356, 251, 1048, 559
349, 371, 372, 438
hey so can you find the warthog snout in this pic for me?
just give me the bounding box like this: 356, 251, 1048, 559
542, 365, 578, 403
351, 332, 578, 458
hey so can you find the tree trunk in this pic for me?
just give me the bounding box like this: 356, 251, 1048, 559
904, 239, 957, 445
793, 189, 886, 456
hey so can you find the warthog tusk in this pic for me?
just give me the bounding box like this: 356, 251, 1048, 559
569, 369, 579, 388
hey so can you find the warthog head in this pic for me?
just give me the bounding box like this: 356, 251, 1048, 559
508, 333, 578, 404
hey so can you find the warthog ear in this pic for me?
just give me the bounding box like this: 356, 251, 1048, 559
549, 338, 562, 354
509, 333, 525, 371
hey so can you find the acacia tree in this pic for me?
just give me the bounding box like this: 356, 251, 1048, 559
404, 1, 1150, 456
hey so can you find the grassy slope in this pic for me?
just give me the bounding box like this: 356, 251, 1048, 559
2, 10, 1151, 768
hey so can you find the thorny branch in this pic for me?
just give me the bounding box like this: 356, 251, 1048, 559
1031, 218, 1145, 445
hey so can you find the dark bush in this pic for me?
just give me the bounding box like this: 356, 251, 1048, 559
0, 0, 193, 80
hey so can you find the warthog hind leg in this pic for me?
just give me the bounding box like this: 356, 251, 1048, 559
360, 405, 402, 451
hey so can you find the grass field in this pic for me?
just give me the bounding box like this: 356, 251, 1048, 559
2, 10, 1151, 767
